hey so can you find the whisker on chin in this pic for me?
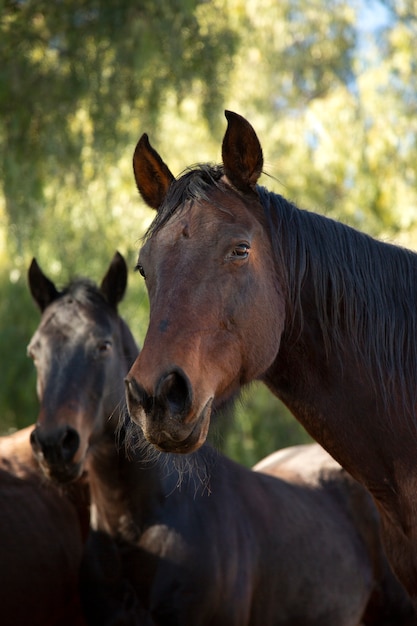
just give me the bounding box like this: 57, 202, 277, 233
119, 408, 217, 497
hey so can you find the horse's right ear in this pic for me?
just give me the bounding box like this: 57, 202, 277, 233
100, 251, 128, 310
222, 110, 263, 192
28, 259, 60, 312
133, 133, 175, 210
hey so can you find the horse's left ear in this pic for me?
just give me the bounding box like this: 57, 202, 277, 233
222, 110, 263, 192
133, 133, 175, 210
100, 251, 128, 310
28, 259, 60, 312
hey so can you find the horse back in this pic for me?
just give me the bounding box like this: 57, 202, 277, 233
255, 443, 417, 625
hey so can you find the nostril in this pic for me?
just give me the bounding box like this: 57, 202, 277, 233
60, 426, 80, 462
124, 378, 136, 402
156, 369, 192, 418
125, 377, 152, 414
30, 425, 80, 465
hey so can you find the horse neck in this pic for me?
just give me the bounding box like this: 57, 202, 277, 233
262, 194, 417, 475
87, 431, 174, 541
88, 427, 216, 541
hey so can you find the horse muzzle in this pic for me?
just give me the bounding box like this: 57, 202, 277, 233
124, 369, 213, 453
30, 424, 84, 483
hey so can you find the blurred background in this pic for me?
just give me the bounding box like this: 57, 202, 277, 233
1, 0, 416, 466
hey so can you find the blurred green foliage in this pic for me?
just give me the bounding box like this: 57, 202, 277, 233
1, 0, 416, 465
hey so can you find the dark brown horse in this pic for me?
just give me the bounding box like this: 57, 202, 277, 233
28, 254, 416, 624
0, 425, 88, 626
28, 252, 137, 486
125, 110, 417, 604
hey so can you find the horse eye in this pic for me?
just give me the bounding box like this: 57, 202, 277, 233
97, 340, 112, 355
230, 244, 250, 259
135, 263, 146, 279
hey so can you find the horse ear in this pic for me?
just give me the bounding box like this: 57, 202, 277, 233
28, 258, 60, 311
133, 133, 175, 210
100, 251, 128, 310
222, 110, 263, 192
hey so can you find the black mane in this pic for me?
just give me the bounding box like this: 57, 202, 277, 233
144, 164, 225, 240
258, 185, 417, 422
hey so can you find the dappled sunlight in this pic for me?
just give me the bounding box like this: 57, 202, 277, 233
1, 0, 417, 461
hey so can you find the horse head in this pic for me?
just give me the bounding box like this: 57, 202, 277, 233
125, 112, 285, 453
28, 252, 138, 483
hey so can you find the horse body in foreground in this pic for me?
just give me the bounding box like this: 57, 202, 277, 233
125, 110, 417, 602
28, 254, 415, 625
0, 426, 88, 626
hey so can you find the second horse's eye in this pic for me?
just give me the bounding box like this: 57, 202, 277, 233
97, 340, 112, 357
136, 263, 146, 278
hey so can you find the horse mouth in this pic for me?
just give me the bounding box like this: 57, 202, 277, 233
133, 397, 213, 454
36, 456, 84, 484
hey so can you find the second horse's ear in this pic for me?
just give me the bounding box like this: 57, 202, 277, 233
133, 134, 175, 210
222, 110, 263, 192
100, 251, 128, 310
28, 259, 60, 312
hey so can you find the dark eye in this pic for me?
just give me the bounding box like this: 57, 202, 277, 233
229, 243, 250, 260
97, 340, 112, 356
135, 263, 146, 278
